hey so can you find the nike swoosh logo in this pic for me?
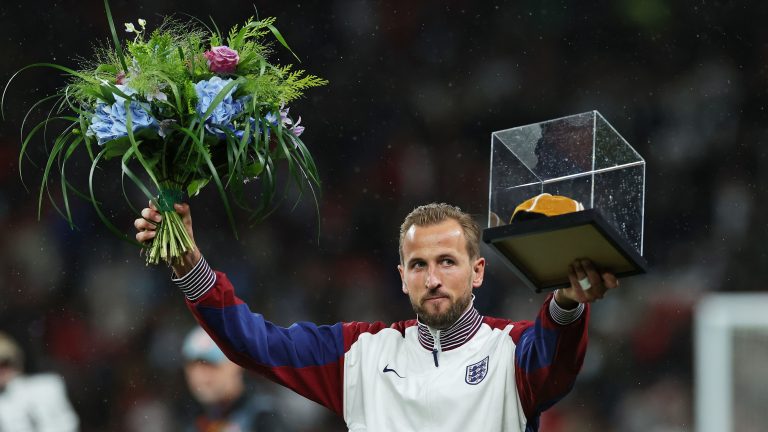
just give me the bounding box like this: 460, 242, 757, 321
383, 364, 405, 378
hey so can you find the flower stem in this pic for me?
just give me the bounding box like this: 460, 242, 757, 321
145, 209, 194, 266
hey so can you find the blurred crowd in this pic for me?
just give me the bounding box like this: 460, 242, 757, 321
1, 0, 766, 430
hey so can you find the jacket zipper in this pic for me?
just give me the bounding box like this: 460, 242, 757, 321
430, 328, 441, 367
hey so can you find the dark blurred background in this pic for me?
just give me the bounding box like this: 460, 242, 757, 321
1, 0, 766, 430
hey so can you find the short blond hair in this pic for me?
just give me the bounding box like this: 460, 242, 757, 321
399, 203, 480, 263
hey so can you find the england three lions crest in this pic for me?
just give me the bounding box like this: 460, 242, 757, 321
465, 356, 489, 385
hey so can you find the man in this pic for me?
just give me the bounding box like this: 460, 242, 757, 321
180, 326, 290, 432
0, 332, 80, 432
135, 202, 618, 431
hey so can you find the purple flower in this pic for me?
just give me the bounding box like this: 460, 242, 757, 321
291, 116, 304, 137
278, 105, 305, 137
263, 106, 307, 138
280, 106, 291, 125
204, 46, 239, 74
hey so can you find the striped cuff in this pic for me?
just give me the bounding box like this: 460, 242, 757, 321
549, 294, 585, 325
172, 256, 216, 302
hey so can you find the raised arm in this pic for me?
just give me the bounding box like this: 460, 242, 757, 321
134, 204, 346, 415
510, 260, 618, 428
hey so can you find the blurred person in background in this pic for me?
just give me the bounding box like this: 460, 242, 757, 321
181, 326, 291, 432
136, 201, 619, 431
0, 331, 79, 432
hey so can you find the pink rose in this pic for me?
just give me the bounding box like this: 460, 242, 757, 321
204, 46, 240, 74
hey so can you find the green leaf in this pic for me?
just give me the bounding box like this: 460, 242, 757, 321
266, 24, 301, 62
100, 128, 158, 159
3, 63, 98, 120
60, 134, 85, 227
99, 82, 133, 103
143, 149, 161, 170
244, 161, 264, 177
178, 125, 238, 239
90, 148, 144, 247
102, 137, 132, 159
186, 177, 210, 197
98, 85, 117, 104
121, 147, 155, 201
124, 102, 160, 188
209, 15, 223, 46
103, 0, 128, 72
148, 70, 183, 114
96, 64, 118, 75
38, 129, 72, 220
18, 115, 74, 190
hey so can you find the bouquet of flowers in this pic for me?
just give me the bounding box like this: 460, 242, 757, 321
4, 1, 327, 265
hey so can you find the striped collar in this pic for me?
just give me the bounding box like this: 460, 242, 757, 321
417, 301, 484, 352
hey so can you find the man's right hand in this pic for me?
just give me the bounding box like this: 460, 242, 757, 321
134, 201, 202, 277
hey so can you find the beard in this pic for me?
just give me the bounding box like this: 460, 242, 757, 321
411, 289, 472, 330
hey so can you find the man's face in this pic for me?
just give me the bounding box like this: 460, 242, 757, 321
0, 359, 19, 389
398, 219, 485, 329
183, 359, 243, 405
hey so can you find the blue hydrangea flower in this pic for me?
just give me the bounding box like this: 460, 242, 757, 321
87, 85, 158, 145
194, 77, 246, 137
234, 117, 258, 142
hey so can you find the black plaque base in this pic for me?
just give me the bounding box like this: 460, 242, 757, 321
482, 209, 647, 292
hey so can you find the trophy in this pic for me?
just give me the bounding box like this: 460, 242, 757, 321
483, 111, 647, 292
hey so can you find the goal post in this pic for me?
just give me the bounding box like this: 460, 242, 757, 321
695, 293, 768, 432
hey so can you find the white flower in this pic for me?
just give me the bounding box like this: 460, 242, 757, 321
138, 18, 146, 28
146, 90, 168, 103
125, 22, 136, 33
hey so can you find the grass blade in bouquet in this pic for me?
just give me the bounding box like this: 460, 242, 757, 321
122, 109, 195, 266
4, 1, 327, 267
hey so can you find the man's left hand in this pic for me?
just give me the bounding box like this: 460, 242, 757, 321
554, 259, 619, 308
